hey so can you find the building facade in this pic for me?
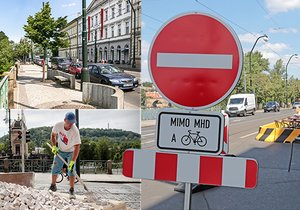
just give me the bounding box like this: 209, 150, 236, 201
59, 0, 141, 68
59, 17, 79, 60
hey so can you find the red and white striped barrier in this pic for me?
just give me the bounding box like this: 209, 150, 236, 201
123, 149, 258, 189
222, 112, 229, 154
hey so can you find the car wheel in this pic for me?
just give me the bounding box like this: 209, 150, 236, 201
242, 110, 246, 117
252, 109, 255, 115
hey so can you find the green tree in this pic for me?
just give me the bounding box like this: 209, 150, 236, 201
0, 31, 14, 74
23, 2, 68, 81
14, 38, 31, 62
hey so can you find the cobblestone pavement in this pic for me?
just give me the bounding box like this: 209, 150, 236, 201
35, 173, 141, 210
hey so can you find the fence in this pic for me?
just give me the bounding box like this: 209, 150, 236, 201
0, 159, 122, 174
0, 75, 8, 109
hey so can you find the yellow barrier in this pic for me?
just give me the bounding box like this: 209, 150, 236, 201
256, 122, 300, 143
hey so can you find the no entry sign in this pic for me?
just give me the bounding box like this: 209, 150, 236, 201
148, 12, 243, 109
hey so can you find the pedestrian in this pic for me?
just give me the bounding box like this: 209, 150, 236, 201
49, 112, 81, 199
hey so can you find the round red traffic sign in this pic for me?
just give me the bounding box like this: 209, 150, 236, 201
148, 12, 243, 109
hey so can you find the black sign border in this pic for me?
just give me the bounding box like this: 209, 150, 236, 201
157, 111, 223, 154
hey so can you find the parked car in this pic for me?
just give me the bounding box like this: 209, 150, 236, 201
226, 94, 256, 117
51, 57, 71, 72
293, 102, 300, 109
68, 62, 82, 79
264, 101, 280, 112
87, 63, 138, 90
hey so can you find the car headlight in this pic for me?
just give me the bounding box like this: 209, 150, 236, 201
110, 79, 120, 83
133, 77, 138, 82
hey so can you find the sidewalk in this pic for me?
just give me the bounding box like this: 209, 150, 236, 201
14, 65, 138, 109
79, 173, 140, 183
15, 64, 93, 109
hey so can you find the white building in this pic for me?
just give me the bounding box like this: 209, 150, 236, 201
71, 0, 140, 68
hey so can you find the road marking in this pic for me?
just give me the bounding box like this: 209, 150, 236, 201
142, 133, 155, 137
157, 53, 233, 69
232, 119, 241, 122
240, 132, 257, 139
141, 140, 155, 145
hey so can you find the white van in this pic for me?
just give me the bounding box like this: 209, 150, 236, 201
226, 94, 256, 117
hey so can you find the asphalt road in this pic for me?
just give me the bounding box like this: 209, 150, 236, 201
141, 109, 300, 210
74, 70, 140, 109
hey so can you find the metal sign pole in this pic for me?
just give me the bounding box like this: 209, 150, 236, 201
184, 183, 192, 210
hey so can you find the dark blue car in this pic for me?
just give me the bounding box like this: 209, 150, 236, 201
87, 64, 138, 90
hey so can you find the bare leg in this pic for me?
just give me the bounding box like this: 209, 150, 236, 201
69, 176, 75, 188
52, 175, 58, 185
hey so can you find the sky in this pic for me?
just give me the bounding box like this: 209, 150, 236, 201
142, 0, 300, 81
0, 0, 92, 42
0, 109, 141, 137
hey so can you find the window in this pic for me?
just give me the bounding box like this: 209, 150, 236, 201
126, 1, 130, 13
111, 7, 115, 19
105, 27, 108, 38
96, 15, 98, 25
111, 26, 114, 37
118, 24, 121, 36
91, 17, 94, 27
91, 31, 94, 41
125, 21, 129, 34
118, 3, 122, 16
105, 9, 108, 21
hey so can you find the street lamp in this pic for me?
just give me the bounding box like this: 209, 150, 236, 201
285, 54, 298, 107
127, 0, 136, 68
94, 29, 97, 63
81, 0, 90, 91
249, 34, 268, 92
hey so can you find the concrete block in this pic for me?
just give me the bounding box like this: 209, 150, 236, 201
0, 172, 34, 188
82, 82, 124, 109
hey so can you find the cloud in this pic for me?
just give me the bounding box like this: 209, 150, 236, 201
238, 33, 266, 44
265, 0, 300, 14
62, 3, 77, 8
142, 39, 150, 56
269, 27, 298, 34
255, 42, 290, 67
259, 43, 289, 53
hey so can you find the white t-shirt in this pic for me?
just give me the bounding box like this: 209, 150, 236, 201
52, 122, 81, 152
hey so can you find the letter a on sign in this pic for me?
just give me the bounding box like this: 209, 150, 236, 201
171, 134, 176, 142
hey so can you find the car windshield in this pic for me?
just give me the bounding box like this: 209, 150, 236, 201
76, 63, 82, 67
266, 102, 275, 106
294, 102, 300, 105
100, 65, 123, 74
229, 98, 244, 104
58, 58, 68, 63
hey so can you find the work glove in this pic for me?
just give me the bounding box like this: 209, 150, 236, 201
51, 146, 58, 155
68, 160, 75, 172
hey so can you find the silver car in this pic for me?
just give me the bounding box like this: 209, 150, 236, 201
293, 102, 300, 109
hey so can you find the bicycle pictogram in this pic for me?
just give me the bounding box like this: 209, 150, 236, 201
181, 130, 207, 147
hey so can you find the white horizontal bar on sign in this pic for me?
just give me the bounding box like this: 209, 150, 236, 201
157, 53, 233, 69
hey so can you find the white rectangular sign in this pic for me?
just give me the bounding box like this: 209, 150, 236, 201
156, 109, 224, 155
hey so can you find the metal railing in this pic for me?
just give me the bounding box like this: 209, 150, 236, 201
0, 159, 122, 174
0, 75, 8, 109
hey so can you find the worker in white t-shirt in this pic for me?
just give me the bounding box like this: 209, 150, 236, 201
49, 112, 81, 199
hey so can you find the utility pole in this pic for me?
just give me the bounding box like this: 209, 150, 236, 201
128, 0, 136, 68
75, 109, 80, 176
81, 0, 90, 91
